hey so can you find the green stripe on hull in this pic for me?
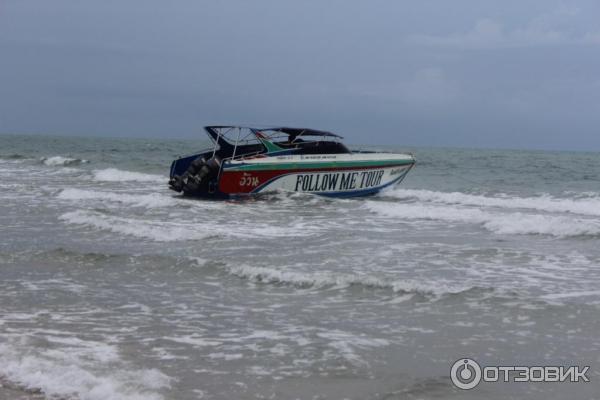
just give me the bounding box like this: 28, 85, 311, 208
224, 159, 414, 172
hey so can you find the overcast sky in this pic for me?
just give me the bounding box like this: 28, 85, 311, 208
1, 0, 600, 150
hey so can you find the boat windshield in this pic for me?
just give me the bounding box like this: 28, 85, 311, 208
204, 126, 350, 158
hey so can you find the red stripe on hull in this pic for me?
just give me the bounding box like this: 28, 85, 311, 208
218, 164, 410, 194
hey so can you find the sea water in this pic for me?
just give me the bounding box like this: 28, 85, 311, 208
1, 134, 599, 399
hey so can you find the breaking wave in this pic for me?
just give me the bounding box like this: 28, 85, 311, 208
0, 340, 170, 400
386, 188, 600, 217
41, 156, 89, 166
365, 201, 600, 238
58, 210, 320, 241
58, 188, 179, 208
92, 168, 165, 183
226, 264, 480, 297
59, 210, 215, 242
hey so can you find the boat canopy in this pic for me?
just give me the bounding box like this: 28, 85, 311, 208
205, 126, 343, 139
262, 127, 342, 138
202, 126, 349, 158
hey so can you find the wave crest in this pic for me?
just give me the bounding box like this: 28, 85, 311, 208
58, 188, 178, 208
0, 340, 170, 400
41, 156, 89, 166
226, 264, 479, 297
92, 168, 165, 183
365, 201, 600, 238
386, 188, 600, 217
59, 210, 216, 242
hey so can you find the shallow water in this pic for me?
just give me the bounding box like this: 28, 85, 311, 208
1, 134, 600, 399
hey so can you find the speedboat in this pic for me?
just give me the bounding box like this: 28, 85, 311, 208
168, 126, 415, 198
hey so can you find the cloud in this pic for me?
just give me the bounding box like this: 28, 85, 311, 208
406, 7, 600, 48
397, 67, 459, 105
582, 32, 600, 44
337, 67, 459, 108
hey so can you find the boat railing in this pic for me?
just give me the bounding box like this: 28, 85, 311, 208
222, 150, 262, 163
351, 148, 415, 157
175, 147, 215, 160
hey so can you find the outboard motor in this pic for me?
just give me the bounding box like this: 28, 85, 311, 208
169, 155, 221, 196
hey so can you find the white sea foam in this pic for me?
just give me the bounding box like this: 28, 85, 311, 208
483, 214, 600, 236
386, 188, 600, 217
43, 336, 120, 363
116, 303, 153, 315
540, 290, 600, 300
58, 188, 178, 208
41, 156, 89, 166
59, 210, 215, 242
226, 264, 473, 296
92, 168, 165, 183
207, 352, 244, 361
59, 210, 320, 241
163, 336, 223, 347
315, 330, 390, 366
0, 340, 170, 400
365, 201, 600, 237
